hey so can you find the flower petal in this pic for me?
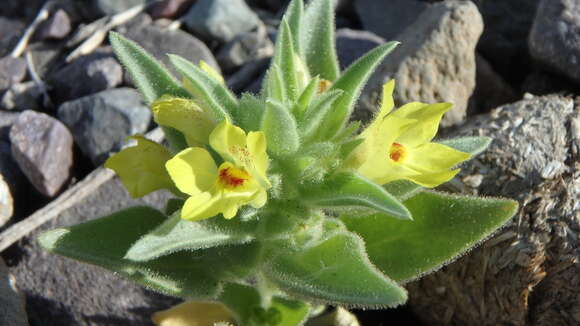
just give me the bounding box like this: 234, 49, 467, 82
393, 102, 452, 146
405, 143, 471, 173
406, 169, 461, 188
377, 79, 396, 120
209, 120, 247, 165
199, 60, 225, 85
246, 131, 271, 188
166, 147, 218, 196
181, 191, 223, 221
152, 96, 215, 147
151, 301, 234, 326
104, 136, 173, 198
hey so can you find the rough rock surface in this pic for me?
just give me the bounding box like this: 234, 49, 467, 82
0, 56, 27, 91
6, 176, 177, 326
184, 0, 261, 44
9, 111, 73, 197
529, 0, 580, 86
49, 47, 123, 102
409, 95, 579, 325
1, 81, 43, 111
35, 9, 72, 41
358, 0, 483, 126
94, 0, 147, 16
0, 175, 13, 227
58, 88, 151, 165
0, 257, 28, 326
354, 0, 429, 41
335, 28, 385, 70
0, 17, 25, 57
217, 24, 274, 72
120, 23, 220, 78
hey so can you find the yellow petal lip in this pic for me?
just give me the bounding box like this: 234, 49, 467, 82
151, 96, 215, 147
165, 147, 218, 196
104, 135, 173, 198
199, 60, 225, 85
151, 301, 234, 326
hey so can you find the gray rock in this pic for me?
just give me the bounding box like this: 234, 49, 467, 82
216, 23, 274, 72
411, 95, 579, 325
0, 257, 28, 326
28, 42, 64, 78
336, 28, 385, 70
0, 17, 25, 57
355, 0, 429, 41
58, 88, 151, 165
529, 0, 580, 86
95, 0, 148, 16
184, 0, 262, 43
49, 47, 122, 102
1, 81, 43, 111
120, 24, 220, 79
0, 56, 27, 91
473, 0, 540, 79
150, 0, 194, 20
358, 0, 483, 126
35, 9, 72, 41
9, 110, 73, 197
9, 174, 177, 326
0, 174, 13, 227
521, 70, 578, 96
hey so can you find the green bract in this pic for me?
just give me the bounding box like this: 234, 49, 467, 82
39, 1, 518, 325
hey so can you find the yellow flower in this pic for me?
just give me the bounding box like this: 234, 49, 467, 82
152, 96, 216, 147
347, 80, 471, 188
104, 135, 174, 198
166, 120, 271, 221
151, 301, 234, 326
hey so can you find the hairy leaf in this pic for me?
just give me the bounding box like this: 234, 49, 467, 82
261, 100, 300, 156
341, 191, 518, 282
300, 90, 343, 140
302, 0, 340, 81
438, 136, 492, 157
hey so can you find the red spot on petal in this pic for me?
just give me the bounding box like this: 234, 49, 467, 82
389, 142, 406, 162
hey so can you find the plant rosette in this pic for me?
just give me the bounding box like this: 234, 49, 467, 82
38, 1, 518, 325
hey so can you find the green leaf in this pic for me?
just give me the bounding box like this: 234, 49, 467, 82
238, 93, 266, 132
271, 297, 311, 326
109, 32, 189, 152
383, 180, 422, 201
263, 232, 408, 308
292, 75, 319, 118
317, 42, 399, 140
340, 191, 518, 282
300, 89, 343, 140
302, 0, 340, 81
438, 136, 492, 157
168, 54, 236, 122
263, 64, 287, 103
261, 100, 300, 156
273, 21, 299, 101
124, 212, 257, 262
38, 207, 221, 298
164, 198, 185, 215
301, 172, 412, 220
284, 0, 304, 57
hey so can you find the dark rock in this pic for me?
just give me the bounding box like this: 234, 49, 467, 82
529, 0, 580, 86
35, 9, 72, 41
358, 0, 483, 126
0, 56, 27, 91
1, 82, 43, 111
336, 28, 385, 70
0, 257, 28, 326
150, 0, 195, 20
9, 110, 73, 197
411, 95, 579, 325
0, 17, 25, 57
473, 0, 540, 82
184, 0, 261, 43
9, 175, 177, 326
120, 24, 219, 78
227, 57, 270, 94
0, 112, 26, 201
469, 55, 519, 115
49, 47, 123, 102
354, 0, 429, 41
521, 70, 579, 96
57, 88, 151, 165
94, 0, 148, 16
28, 42, 64, 78
216, 23, 274, 72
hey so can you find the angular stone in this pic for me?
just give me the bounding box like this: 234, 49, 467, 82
355, 0, 429, 41
120, 24, 220, 79
358, 0, 483, 126
94, 0, 147, 16
0, 257, 28, 326
8, 172, 177, 325
35, 9, 72, 40
0, 56, 27, 91
0, 175, 13, 227
150, 0, 194, 20
58, 88, 151, 166
336, 28, 385, 70
49, 47, 123, 102
529, 0, 580, 85
0, 17, 25, 57
9, 110, 73, 197
216, 23, 274, 72
1, 81, 43, 111
184, 0, 261, 43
